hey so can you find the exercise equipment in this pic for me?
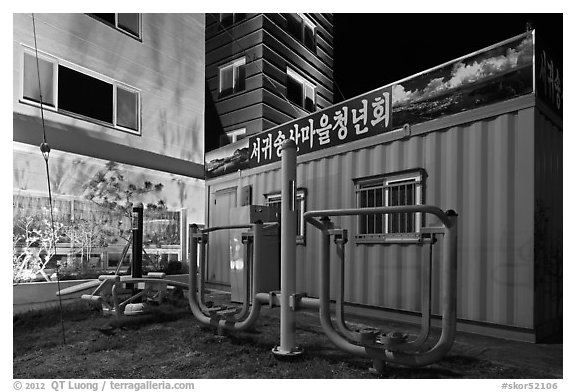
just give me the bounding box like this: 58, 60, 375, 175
188, 139, 459, 370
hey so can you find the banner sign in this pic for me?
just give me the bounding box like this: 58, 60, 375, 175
536, 46, 562, 116
248, 86, 393, 168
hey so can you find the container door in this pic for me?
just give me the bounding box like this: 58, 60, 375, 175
207, 187, 236, 286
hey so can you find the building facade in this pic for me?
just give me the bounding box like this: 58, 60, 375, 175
13, 13, 206, 267
204, 13, 334, 172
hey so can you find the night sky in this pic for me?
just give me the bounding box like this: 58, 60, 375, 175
333, 13, 563, 101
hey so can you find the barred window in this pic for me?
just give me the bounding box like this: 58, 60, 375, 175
354, 171, 425, 242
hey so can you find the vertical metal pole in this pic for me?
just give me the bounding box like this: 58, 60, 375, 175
180, 208, 187, 267
442, 210, 458, 334
131, 202, 143, 279
189, 224, 198, 304
273, 139, 303, 357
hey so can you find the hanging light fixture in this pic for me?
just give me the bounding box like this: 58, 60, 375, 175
40, 142, 50, 161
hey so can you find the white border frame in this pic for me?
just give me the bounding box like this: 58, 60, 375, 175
287, 67, 316, 111
115, 13, 142, 40
218, 57, 247, 96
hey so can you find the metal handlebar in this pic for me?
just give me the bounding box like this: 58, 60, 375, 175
304, 205, 458, 367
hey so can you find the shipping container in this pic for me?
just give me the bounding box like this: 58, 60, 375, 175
203, 31, 562, 342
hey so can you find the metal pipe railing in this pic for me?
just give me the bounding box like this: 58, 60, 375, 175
332, 228, 363, 343
188, 223, 267, 331
191, 224, 254, 321
305, 206, 458, 367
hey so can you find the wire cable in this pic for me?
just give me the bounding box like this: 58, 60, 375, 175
32, 13, 66, 345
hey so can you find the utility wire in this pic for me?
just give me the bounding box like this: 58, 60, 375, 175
32, 13, 66, 345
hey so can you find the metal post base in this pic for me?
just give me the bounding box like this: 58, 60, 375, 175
368, 358, 386, 375
272, 345, 304, 359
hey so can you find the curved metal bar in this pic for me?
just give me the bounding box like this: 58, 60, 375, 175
307, 207, 458, 367
191, 225, 254, 322
188, 223, 266, 332
334, 236, 363, 343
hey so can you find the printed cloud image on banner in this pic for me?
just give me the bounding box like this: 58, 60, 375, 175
249, 86, 393, 168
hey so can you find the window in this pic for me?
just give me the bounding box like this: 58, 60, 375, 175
265, 188, 307, 244
219, 13, 246, 28
285, 13, 316, 52
287, 68, 315, 112
354, 171, 425, 242
219, 57, 246, 98
58, 65, 114, 124
20, 46, 141, 134
226, 128, 247, 143
91, 13, 141, 39
22, 52, 56, 107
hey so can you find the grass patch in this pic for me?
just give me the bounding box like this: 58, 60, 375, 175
13, 293, 562, 379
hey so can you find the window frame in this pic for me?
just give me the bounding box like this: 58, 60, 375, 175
90, 13, 142, 40
353, 170, 426, 244
264, 188, 307, 245
226, 128, 247, 143
286, 68, 316, 112
20, 49, 58, 109
286, 13, 317, 52
19, 45, 142, 135
218, 57, 246, 98
219, 13, 247, 28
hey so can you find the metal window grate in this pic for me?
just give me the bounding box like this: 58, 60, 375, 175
355, 175, 422, 238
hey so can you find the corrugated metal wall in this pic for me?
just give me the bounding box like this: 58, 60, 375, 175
533, 108, 562, 334
209, 107, 539, 330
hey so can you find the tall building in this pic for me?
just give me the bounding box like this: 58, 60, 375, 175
204, 13, 334, 152
13, 13, 206, 265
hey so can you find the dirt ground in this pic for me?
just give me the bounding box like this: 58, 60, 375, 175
13, 296, 562, 379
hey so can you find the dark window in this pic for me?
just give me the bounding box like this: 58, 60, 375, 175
287, 74, 303, 105
220, 13, 233, 27
286, 14, 301, 38
22, 53, 55, 107
58, 65, 113, 124
287, 69, 315, 112
220, 13, 246, 28
92, 13, 115, 25
304, 23, 315, 51
285, 13, 316, 52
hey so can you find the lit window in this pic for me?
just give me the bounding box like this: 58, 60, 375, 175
354, 171, 425, 242
265, 189, 307, 244
20, 47, 141, 134
219, 13, 246, 28
226, 128, 247, 143
92, 13, 141, 39
287, 68, 315, 112
219, 57, 246, 98
285, 13, 316, 52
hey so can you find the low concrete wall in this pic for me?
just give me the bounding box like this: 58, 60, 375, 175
12, 274, 190, 314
